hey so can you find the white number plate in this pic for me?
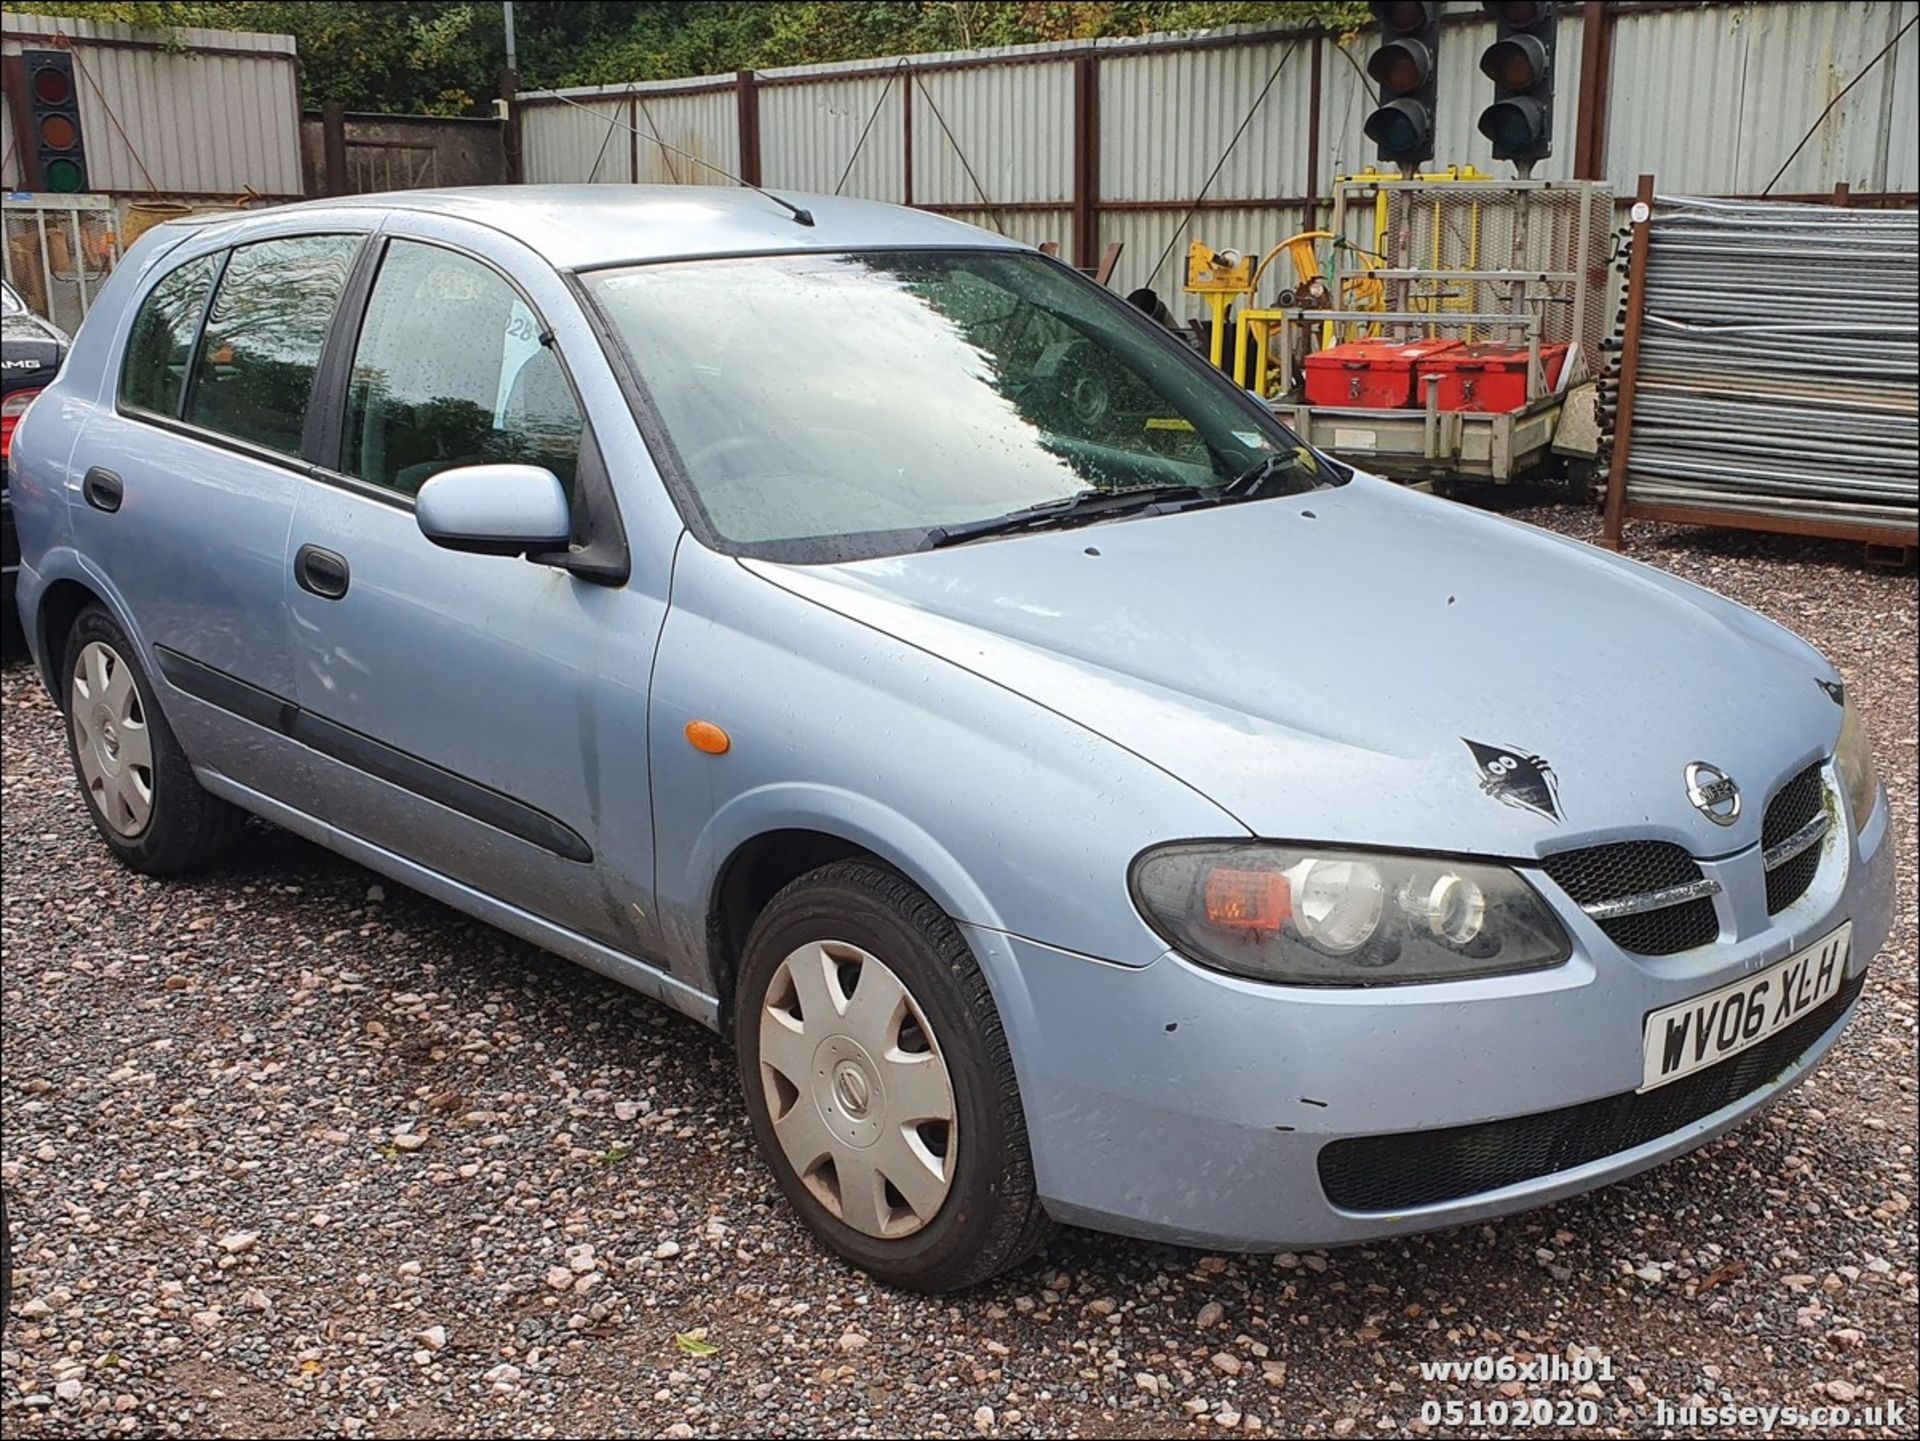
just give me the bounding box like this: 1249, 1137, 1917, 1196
1640, 922, 1851, 1092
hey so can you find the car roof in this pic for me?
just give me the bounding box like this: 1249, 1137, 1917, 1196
168, 185, 1024, 270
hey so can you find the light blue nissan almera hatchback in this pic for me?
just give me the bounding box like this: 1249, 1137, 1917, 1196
7, 186, 1892, 1291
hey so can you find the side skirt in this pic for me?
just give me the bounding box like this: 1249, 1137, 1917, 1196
196, 769, 721, 1032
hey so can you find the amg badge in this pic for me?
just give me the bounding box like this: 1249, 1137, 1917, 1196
1463, 739, 1564, 823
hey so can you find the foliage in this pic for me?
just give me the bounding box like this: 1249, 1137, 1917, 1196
21, 1, 1371, 113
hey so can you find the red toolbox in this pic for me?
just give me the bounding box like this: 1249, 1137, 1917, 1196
1302, 337, 1460, 408
1425, 341, 1571, 412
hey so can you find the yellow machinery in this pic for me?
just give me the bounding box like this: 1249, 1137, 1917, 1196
1183, 242, 1255, 369
1184, 166, 1502, 399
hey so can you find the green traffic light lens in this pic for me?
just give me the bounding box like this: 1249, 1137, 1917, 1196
1365, 100, 1429, 159
1477, 98, 1546, 152
44, 157, 84, 192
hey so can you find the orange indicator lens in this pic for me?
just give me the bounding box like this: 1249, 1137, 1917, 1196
1203, 867, 1290, 932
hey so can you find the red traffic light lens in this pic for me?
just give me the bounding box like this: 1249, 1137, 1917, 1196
1480, 34, 1548, 89
32, 66, 73, 105
1365, 98, 1431, 159
1478, 96, 1548, 151
1484, 1, 1551, 25
1371, 1, 1434, 34
1367, 38, 1433, 94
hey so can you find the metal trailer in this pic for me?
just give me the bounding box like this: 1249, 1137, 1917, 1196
1245, 175, 1613, 483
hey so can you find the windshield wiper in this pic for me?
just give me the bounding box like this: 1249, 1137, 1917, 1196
1219, 451, 1297, 498
921, 484, 1212, 550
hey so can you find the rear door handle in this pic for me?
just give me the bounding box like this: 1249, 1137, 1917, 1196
294, 543, 351, 600
82, 467, 123, 512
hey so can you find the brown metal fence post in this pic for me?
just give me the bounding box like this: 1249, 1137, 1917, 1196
1601, 173, 1656, 551
499, 68, 522, 184
902, 63, 914, 206
736, 69, 762, 187
1305, 33, 1323, 231
321, 102, 349, 196
1072, 53, 1100, 270
1573, 1, 1616, 181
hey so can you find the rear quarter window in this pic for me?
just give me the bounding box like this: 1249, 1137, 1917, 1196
119, 252, 220, 417
183, 234, 361, 457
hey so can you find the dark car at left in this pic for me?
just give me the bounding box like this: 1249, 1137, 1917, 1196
3, 279, 69, 643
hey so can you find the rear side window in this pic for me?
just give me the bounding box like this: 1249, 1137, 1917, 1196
185, 234, 360, 457
119, 253, 219, 417
341, 239, 582, 497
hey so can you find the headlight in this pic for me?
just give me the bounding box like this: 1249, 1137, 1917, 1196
1132, 843, 1571, 987
1836, 691, 1881, 830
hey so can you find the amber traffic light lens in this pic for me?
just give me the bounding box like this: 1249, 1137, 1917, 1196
1367, 39, 1432, 94
1480, 35, 1548, 89
40, 114, 78, 150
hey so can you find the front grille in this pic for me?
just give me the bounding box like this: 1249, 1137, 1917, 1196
1540, 841, 1719, 956
1763, 762, 1826, 914
1318, 966, 1866, 1212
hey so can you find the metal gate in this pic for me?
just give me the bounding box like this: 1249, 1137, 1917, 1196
1, 193, 120, 332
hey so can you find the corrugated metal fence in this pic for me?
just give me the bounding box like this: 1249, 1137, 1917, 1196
518, 0, 1919, 318
2, 9, 303, 200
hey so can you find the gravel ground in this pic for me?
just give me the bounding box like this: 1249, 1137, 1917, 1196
2, 504, 1914, 1439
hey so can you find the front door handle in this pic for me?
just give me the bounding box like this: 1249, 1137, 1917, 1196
294, 543, 350, 600
82, 467, 123, 512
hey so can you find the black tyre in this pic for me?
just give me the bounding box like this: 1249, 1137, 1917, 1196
735, 860, 1052, 1292
62, 605, 242, 873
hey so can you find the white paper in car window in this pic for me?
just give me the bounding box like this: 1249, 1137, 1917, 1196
495, 297, 544, 425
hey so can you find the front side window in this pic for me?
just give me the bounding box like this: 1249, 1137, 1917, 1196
185, 234, 360, 456
119, 253, 219, 417
584, 249, 1330, 560
342, 240, 583, 497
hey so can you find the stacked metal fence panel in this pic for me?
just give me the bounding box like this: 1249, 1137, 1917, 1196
1621, 196, 1917, 538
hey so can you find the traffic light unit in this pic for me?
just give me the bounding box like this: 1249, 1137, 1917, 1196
1364, 2, 1439, 173
23, 49, 90, 194
1477, 1, 1557, 171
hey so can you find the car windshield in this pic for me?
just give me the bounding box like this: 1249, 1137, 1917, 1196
584, 248, 1333, 561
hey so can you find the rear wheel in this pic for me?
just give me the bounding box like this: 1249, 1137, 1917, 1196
735, 860, 1052, 1291
62, 606, 241, 873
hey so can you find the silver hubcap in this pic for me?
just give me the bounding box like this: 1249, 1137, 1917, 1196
70, 640, 153, 837
758, 940, 957, 1239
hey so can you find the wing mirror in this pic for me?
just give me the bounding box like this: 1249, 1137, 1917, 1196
415, 463, 571, 558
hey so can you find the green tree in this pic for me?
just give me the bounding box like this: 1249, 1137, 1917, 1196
22, 1, 1370, 113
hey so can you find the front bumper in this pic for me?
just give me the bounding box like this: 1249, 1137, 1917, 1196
976, 787, 1895, 1251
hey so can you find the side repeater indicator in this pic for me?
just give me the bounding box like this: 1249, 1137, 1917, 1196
685, 720, 732, 755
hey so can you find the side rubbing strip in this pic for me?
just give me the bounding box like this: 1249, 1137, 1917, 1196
154, 646, 298, 733
288, 710, 593, 863
151, 646, 592, 864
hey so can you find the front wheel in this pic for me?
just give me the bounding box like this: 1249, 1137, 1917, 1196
735, 860, 1052, 1291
